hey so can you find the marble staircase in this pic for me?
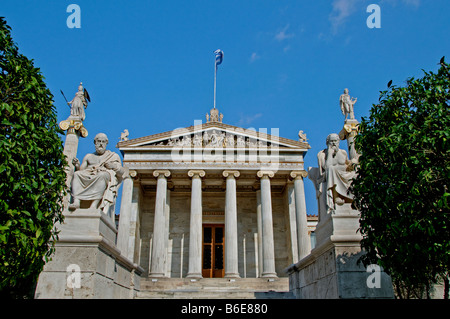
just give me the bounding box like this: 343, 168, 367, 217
136, 277, 294, 299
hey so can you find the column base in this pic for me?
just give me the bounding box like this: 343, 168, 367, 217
149, 273, 167, 279
186, 273, 203, 279
261, 272, 278, 279
225, 273, 241, 279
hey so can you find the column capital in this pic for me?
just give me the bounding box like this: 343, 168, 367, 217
257, 170, 274, 179
223, 170, 240, 179
339, 119, 360, 140
188, 169, 206, 178
129, 169, 138, 178
289, 170, 308, 180
153, 169, 171, 178
123, 168, 138, 180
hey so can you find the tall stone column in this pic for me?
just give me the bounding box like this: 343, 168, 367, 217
149, 170, 171, 278
286, 182, 299, 263
117, 169, 137, 258
59, 120, 87, 210
257, 170, 277, 278
339, 119, 360, 161
129, 183, 142, 263
290, 170, 311, 260
223, 170, 240, 278
256, 189, 263, 278
187, 170, 205, 279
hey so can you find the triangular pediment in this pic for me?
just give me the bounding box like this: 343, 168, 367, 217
117, 122, 310, 150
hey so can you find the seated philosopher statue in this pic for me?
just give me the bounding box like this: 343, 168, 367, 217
312, 133, 357, 215
69, 133, 125, 213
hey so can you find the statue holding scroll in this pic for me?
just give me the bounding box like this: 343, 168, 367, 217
69, 133, 125, 213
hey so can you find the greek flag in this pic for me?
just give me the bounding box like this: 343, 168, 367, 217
214, 49, 223, 68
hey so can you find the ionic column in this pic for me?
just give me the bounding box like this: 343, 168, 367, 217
290, 170, 311, 260
149, 170, 171, 278
128, 181, 142, 263
223, 170, 240, 278
256, 189, 263, 278
187, 170, 205, 279
257, 170, 277, 278
59, 119, 88, 210
286, 182, 299, 263
117, 169, 137, 258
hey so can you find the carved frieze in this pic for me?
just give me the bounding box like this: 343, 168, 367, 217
146, 129, 278, 149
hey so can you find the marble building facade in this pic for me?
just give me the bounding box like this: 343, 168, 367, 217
115, 108, 315, 283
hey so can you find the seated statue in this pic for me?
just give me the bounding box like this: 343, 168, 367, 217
69, 133, 125, 213
311, 133, 357, 216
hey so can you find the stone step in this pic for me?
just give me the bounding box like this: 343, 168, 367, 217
136, 277, 293, 299
136, 290, 258, 299
140, 277, 289, 291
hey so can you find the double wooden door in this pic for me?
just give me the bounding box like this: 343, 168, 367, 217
202, 224, 225, 278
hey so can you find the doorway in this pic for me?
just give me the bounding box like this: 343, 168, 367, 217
202, 224, 225, 278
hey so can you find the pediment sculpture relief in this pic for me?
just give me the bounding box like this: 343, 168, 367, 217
149, 129, 276, 148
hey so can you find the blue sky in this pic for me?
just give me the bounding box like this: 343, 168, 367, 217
2, 0, 449, 214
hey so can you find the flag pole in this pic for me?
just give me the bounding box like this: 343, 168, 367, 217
214, 57, 217, 109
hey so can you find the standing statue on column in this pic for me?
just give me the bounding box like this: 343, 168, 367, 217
68, 82, 89, 121
339, 88, 357, 120
69, 133, 125, 214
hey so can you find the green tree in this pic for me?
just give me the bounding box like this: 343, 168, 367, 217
0, 17, 67, 298
351, 58, 450, 299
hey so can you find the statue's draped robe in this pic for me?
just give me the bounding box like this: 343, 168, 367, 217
71, 150, 123, 209
70, 92, 87, 121
317, 149, 356, 211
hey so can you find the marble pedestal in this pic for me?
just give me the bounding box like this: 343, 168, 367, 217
286, 208, 394, 299
34, 209, 143, 299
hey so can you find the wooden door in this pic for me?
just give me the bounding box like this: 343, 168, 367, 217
202, 224, 225, 278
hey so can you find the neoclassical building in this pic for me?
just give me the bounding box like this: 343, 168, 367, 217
35, 105, 317, 299
114, 107, 315, 293
35, 85, 397, 299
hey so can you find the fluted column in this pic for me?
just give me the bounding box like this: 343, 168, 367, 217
286, 182, 299, 263
187, 170, 205, 279
223, 170, 240, 278
149, 170, 171, 278
257, 170, 277, 278
256, 189, 263, 278
117, 169, 137, 258
290, 170, 311, 260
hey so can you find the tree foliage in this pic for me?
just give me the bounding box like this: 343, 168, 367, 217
0, 17, 67, 298
351, 58, 450, 298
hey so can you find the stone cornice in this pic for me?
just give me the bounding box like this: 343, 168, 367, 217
124, 161, 303, 170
